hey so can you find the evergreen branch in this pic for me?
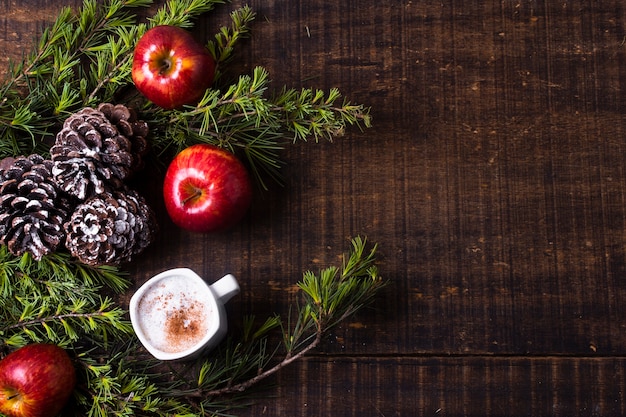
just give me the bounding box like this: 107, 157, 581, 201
49, 238, 383, 416
148, 67, 372, 188
0, 296, 132, 348
84, 24, 147, 104
0, 246, 131, 348
4, 6, 75, 89
0, 0, 233, 160
0, 247, 129, 299
0, 0, 151, 157
0, 1, 379, 415
149, 0, 225, 28
203, 323, 322, 398
208, 5, 257, 74
0, 0, 371, 188
76, 345, 198, 417
186, 237, 385, 402
1, 300, 131, 347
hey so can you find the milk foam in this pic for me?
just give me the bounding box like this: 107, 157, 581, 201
136, 275, 213, 353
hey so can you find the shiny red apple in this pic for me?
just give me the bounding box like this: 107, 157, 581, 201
132, 25, 216, 109
0, 344, 76, 417
163, 144, 253, 233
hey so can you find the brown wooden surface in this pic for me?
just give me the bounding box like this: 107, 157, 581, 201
3, 1, 626, 416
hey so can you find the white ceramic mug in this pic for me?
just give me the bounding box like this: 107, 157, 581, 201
129, 268, 240, 361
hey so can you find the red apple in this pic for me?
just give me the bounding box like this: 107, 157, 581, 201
0, 344, 76, 417
163, 144, 253, 233
132, 25, 216, 109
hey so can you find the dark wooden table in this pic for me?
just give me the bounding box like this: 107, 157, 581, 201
3, 1, 626, 416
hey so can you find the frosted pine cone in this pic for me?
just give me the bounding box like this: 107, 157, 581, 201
64, 189, 157, 266
0, 154, 70, 260
50, 105, 142, 200
96, 103, 149, 174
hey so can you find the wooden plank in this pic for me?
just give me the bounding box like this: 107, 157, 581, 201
187, 0, 626, 356
239, 356, 626, 417
0, 1, 82, 72
2, 0, 626, 415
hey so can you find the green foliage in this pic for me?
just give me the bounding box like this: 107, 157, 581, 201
75, 347, 198, 417
149, 0, 224, 27
298, 236, 381, 328
64, 237, 384, 416
0, 0, 380, 415
0, 0, 371, 188
0, 0, 151, 157
0, 247, 131, 349
0, 236, 382, 416
207, 5, 257, 73
151, 67, 372, 188
193, 237, 385, 400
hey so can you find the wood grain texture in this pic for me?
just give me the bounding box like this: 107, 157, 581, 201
3, 0, 626, 416
241, 356, 626, 417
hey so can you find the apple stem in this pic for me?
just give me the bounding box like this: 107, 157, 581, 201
6, 393, 19, 400
159, 59, 172, 75
182, 189, 203, 205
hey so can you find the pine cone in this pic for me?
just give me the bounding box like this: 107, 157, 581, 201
0, 154, 70, 260
64, 189, 157, 266
96, 103, 149, 174
50, 104, 147, 200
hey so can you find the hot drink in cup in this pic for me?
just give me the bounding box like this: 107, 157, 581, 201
130, 268, 240, 361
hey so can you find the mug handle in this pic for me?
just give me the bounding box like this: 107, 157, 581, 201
210, 274, 240, 304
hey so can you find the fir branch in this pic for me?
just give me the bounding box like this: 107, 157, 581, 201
0, 246, 131, 348
56, 238, 384, 417
0, 247, 130, 299
0, 298, 131, 348
202, 322, 322, 398
76, 345, 198, 417
0, 1, 379, 415
149, 67, 372, 188
0, 0, 232, 160
187, 237, 385, 401
84, 24, 147, 104
208, 5, 257, 75
0, 293, 131, 347
0, 0, 151, 157
149, 0, 225, 28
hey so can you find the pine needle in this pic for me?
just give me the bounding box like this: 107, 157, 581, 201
0, 1, 379, 415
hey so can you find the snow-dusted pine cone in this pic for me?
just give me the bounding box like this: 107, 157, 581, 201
0, 154, 71, 260
96, 103, 149, 174
64, 189, 157, 266
50, 104, 148, 201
